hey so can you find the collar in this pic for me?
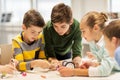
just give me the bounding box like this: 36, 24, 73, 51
96, 35, 104, 48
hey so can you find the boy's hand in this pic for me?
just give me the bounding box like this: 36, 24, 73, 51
49, 59, 62, 70
73, 56, 81, 68
31, 59, 50, 69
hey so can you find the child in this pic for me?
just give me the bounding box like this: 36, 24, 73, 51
103, 20, 120, 66
12, 9, 50, 71
43, 3, 82, 66
58, 11, 120, 77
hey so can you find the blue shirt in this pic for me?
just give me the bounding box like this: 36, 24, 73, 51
115, 46, 120, 66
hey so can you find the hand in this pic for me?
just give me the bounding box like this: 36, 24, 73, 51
79, 59, 91, 69
31, 59, 50, 69
79, 59, 99, 69
73, 56, 81, 68
10, 59, 19, 67
0, 64, 15, 74
86, 52, 96, 60
49, 59, 62, 70
58, 66, 74, 77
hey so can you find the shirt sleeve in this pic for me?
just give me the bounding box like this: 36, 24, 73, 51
12, 39, 31, 71
88, 42, 115, 76
43, 22, 56, 59
72, 29, 82, 59
89, 54, 114, 77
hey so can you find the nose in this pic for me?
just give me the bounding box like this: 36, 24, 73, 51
56, 28, 62, 33
81, 33, 84, 37
32, 33, 39, 38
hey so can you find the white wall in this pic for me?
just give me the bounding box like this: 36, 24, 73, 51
72, 0, 109, 21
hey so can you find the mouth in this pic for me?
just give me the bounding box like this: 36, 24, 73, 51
84, 37, 87, 40
58, 32, 64, 35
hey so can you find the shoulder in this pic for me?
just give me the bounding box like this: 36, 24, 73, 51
72, 19, 79, 27
12, 33, 23, 43
43, 21, 54, 34
38, 32, 44, 39
44, 21, 53, 29
115, 46, 120, 54
70, 19, 80, 31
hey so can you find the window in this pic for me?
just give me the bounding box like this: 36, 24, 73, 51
37, 0, 71, 22
4, 0, 31, 24
1, 0, 71, 23
109, 0, 120, 12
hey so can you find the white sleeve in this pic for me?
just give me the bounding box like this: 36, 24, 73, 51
88, 66, 100, 77
88, 57, 114, 77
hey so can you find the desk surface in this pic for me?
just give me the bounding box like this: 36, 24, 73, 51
1, 70, 120, 80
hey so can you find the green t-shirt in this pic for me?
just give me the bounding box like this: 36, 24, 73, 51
43, 19, 82, 59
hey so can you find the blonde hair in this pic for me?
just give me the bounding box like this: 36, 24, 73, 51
81, 11, 108, 29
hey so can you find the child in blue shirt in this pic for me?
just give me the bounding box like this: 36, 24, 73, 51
103, 20, 120, 66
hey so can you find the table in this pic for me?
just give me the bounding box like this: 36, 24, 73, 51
1, 70, 120, 80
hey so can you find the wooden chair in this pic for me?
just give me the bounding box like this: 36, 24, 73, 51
0, 44, 13, 65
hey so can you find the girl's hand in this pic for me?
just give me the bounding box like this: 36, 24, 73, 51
0, 64, 15, 74
79, 59, 99, 69
86, 52, 96, 60
58, 66, 74, 77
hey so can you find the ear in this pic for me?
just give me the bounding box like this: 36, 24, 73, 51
93, 24, 100, 31
111, 37, 117, 44
69, 18, 73, 25
22, 24, 26, 31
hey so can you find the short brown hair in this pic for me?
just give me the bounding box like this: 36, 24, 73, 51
23, 9, 45, 28
51, 3, 72, 23
103, 20, 120, 40
81, 11, 108, 29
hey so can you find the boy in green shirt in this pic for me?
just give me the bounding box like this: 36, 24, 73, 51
43, 3, 82, 66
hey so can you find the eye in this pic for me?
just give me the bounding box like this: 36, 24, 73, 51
61, 25, 67, 29
53, 25, 57, 28
81, 30, 85, 33
31, 31, 35, 33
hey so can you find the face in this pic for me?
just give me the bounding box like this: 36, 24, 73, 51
22, 25, 43, 43
80, 21, 95, 42
53, 22, 70, 36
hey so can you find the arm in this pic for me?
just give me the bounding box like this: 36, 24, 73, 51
72, 24, 82, 66
43, 22, 56, 60
0, 65, 15, 74
72, 20, 82, 59
12, 40, 30, 71
88, 56, 114, 77
88, 44, 114, 76
58, 67, 88, 77
12, 39, 50, 71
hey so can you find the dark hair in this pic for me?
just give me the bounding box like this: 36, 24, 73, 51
103, 20, 120, 40
81, 11, 108, 29
51, 3, 72, 23
23, 9, 45, 28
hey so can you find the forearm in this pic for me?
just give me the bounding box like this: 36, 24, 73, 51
0, 65, 4, 73
73, 68, 89, 76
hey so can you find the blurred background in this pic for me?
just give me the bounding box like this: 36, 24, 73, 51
0, 0, 120, 44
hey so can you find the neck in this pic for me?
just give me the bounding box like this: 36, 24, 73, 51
95, 32, 103, 43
